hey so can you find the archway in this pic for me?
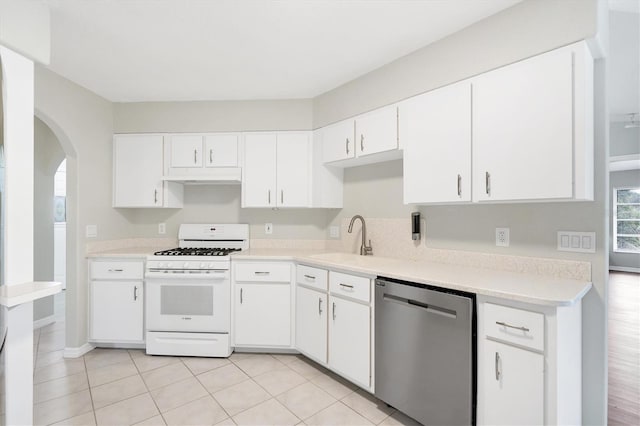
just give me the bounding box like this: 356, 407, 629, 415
34, 109, 78, 356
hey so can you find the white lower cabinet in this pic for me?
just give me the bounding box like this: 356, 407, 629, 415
478, 297, 582, 425
88, 259, 145, 344
295, 285, 328, 363
233, 261, 294, 349
482, 339, 544, 426
294, 266, 373, 391
328, 295, 371, 388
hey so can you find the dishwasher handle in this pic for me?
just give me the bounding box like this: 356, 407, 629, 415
382, 293, 458, 319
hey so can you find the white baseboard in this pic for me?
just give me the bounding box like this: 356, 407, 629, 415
33, 315, 56, 330
63, 343, 94, 358
610, 266, 640, 274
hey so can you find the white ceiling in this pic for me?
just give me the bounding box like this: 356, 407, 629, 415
44, 0, 521, 102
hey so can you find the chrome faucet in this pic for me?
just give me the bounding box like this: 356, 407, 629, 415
348, 215, 373, 256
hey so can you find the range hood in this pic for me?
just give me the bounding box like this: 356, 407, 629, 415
163, 167, 241, 185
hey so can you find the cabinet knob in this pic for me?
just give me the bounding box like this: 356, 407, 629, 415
154, 189, 158, 204
332, 302, 336, 320
346, 138, 350, 155
194, 149, 198, 164
485, 171, 491, 196
133, 286, 138, 301
360, 134, 364, 151
457, 174, 462, 197
495, 351, 501, 381
318, 298, 323, 315
209, 149, 213, 163
240, 288, 243, 304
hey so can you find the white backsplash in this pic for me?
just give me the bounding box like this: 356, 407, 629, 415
85, 237, 177, 254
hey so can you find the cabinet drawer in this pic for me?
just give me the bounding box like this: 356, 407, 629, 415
296, 265, 328, 291
484, 303, 544, 352
329, 271, 371, 303
90, 260, 144, 280
234, 262, 291, 282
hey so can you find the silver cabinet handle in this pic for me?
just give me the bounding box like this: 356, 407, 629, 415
332, 302, 336, 320
457, 174, 462, 197
240, 288, 243, 304
209, 149, 213, 164
268, 190, 271, 205
360, 134, 364, 151
485, 171, 491, 195
339, 283, 354, 289
108, 269, 124, 273
318, 298, 323, 315
304, 274, 316, 281
495, 321, 530, 333
345, 138, 350, 155
254, 271, 270, 275
194, 149, 198, 164
281, 190, 284, 204
154, 189, 158, 204
495, 352, 500, 381
133, 286, 138, 301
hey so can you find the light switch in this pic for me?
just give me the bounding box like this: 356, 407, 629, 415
557, 231, 596, 253
86, 225, 97, 238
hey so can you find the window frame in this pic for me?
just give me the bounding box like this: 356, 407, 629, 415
613, 186, 640, 254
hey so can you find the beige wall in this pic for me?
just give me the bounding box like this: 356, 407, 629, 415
33, 117, 65, 322
114, 99, 330, 240
313, 0, 598, 127
34, 66, 133, 349
317, 1, 607, 423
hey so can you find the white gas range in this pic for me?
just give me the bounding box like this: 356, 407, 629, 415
145, 224, 249, 357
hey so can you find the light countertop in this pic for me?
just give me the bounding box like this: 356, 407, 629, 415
233, 249, 592, 307
85, 247, 591, 306
0, 281, 62, 308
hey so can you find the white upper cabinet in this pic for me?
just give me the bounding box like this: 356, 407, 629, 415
322, 120, 355, 163
241, 132, 310, 208
113, 134, 183, 208
276, 132, 311, 207
472, 42, 593, 202
402, 81, 472, 204
167, 133, 239, 179
355, 104, 398, 158
321, 104, 400, 167
170, 134, 203, 168
205, 134, 239, 167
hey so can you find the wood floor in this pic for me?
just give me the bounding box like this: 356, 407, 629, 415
608, 271, 640, 425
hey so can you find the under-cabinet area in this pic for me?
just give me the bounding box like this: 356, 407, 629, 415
86, 247, 590, 426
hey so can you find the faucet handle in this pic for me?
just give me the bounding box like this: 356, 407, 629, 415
364, 240, 373, 255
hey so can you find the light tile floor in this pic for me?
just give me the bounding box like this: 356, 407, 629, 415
31, 294, 421, 425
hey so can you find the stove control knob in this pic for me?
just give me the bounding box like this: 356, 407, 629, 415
208, 263, 215, 268
159, 262, 166, 268
183, 262, 189, 268
200, 263, 206, 268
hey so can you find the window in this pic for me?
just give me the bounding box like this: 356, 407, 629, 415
613, 187, 640, 253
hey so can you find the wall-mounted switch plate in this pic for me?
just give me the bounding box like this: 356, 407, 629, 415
496, 228, 510, 247
158, 223, 166, 235
265, 223, 273, 235
329, 225, 340, 238
557, 231, 596, 253
86, 225, 97, 238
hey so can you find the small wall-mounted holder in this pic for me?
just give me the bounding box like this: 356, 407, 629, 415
412, 212, 421, 241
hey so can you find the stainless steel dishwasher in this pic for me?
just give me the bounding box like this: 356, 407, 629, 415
375, 277, 476, 426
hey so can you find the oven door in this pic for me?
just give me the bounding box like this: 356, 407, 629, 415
145, 270, 229, 333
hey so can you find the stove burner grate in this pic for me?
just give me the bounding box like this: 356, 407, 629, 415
153, 247, 241, 256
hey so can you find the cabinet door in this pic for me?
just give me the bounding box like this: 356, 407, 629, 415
403, 82, 472, 204
277, 132, 310, 207
328, 296, 370, 387
90, 281, 143, 342
473, 49, 574, 201
170, 135, 203, 168
355, 105, 398, 157
295, 286, 328, 363
205, 134, 238, 167
113, 134, 164, 207
235, 283, 291, 347
322, 120, 355, 163
242, 133, 277, 207
482, 340, 543, 426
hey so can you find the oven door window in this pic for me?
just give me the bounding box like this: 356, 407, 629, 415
161, 285, 214, 316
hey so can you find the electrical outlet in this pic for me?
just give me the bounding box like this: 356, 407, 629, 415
86, 225, 97, 238
158, 223, 166, 234
329, 225, 340, 238
496, 228, 510, 247
265, 223, 273, 235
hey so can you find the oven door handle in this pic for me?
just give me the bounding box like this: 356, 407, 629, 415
145, 271, 229, 280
